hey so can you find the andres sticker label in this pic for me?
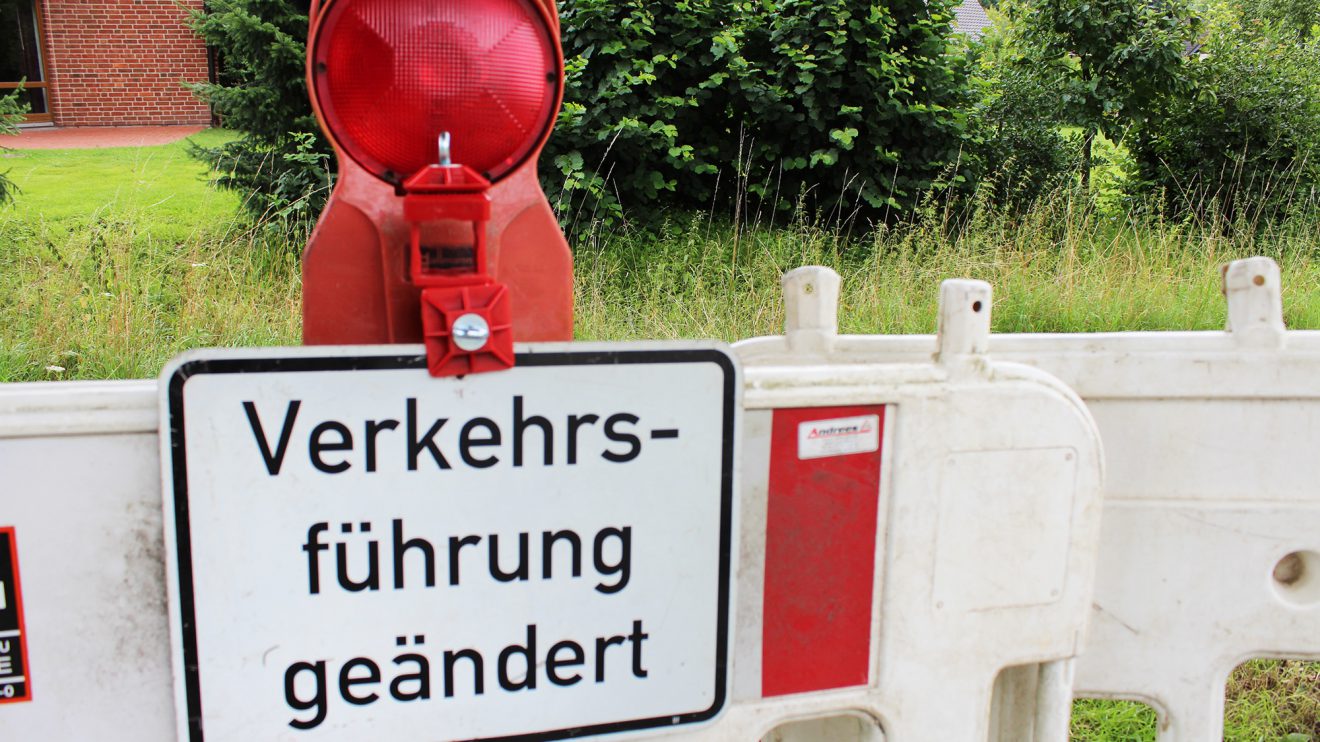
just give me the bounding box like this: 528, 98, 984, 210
0, 527, 32, 704
797, 415, 881, 460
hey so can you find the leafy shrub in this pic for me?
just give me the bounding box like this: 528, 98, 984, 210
753, 0, 975, 217
0, 87, 27, 206
967, 73, 1081, 209
1131, 2, 1320, 221
189, 0, 332, 229
546, 0, 975, 233
544, 0, 756, 232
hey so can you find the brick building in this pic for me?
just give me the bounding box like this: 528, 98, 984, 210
2, 0, 211, 127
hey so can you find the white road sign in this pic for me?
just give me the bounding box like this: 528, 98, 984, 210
159, 344, 739, 742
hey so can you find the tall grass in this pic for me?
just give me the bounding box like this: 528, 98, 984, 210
1226, 660, 1320, 741
5, 140, 1320, 383
0, 216, 300, 380
574, 186, 1320, 343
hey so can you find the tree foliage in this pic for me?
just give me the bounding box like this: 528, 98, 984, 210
1002, 0, 1198, 180
543, 1, 755, 229
755, 0, 974, 215
0, 87, 26, 206
190, 0, 331, 227
1237, 0, 1319, 40
194, 0, 973, 232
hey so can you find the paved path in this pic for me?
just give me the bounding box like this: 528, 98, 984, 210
7, 125, 207, 150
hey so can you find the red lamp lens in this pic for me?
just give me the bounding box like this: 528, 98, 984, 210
312, 0, 562, 184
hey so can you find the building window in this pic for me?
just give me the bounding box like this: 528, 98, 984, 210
0, 0, 51, 123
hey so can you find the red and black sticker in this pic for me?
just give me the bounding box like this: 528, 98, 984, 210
0, 527, 31, 704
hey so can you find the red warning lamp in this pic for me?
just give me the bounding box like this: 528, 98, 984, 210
303, 0, 572, 374
312, 0, 561, 185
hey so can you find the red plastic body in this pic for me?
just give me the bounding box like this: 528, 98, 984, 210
762, 405, 886, 697
302, 0, 572, 349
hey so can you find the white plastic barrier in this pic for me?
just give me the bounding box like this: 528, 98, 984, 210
0, 381, 171, 739
0, 282, 1105, 741
739, 257, 1320, 741
721, 275, 1104, 742
1001, 257, 1320, 741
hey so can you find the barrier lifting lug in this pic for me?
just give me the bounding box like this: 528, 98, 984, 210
401, 138, 514, 377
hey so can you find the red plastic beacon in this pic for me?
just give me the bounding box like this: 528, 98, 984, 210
303, 0, 571, 375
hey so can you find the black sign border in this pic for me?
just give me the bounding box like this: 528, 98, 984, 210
166, 349, 737, 742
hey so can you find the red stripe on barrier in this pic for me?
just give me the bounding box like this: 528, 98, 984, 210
762, 406, 885, 697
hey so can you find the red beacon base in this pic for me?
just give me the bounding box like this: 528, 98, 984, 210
402, 164, 515, 377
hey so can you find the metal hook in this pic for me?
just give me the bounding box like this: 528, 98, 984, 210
438, 132, 452, 167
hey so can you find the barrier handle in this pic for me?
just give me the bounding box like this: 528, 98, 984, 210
1223, 256, 1285, 348
936, 279, 992, 365
782, 266, 840, 353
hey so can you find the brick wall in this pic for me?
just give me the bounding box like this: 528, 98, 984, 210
40, 0, 212, 127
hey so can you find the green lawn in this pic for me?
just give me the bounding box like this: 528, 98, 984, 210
0, 130, 300, 379
1, 133, 1318, 740
3, 128, 241, 239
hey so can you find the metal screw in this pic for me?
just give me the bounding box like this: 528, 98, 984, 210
452, 313, 490, 352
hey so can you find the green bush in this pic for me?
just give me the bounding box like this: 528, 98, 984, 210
754, 0, 975, 217
189, 0, 332, 229
1237, 0, 1319, 40
1131, 2, 1320, 222
545, 0, 975, 233
544, 0, 756, 232
0, 87, 27, 206
967, 72, 1082, 209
